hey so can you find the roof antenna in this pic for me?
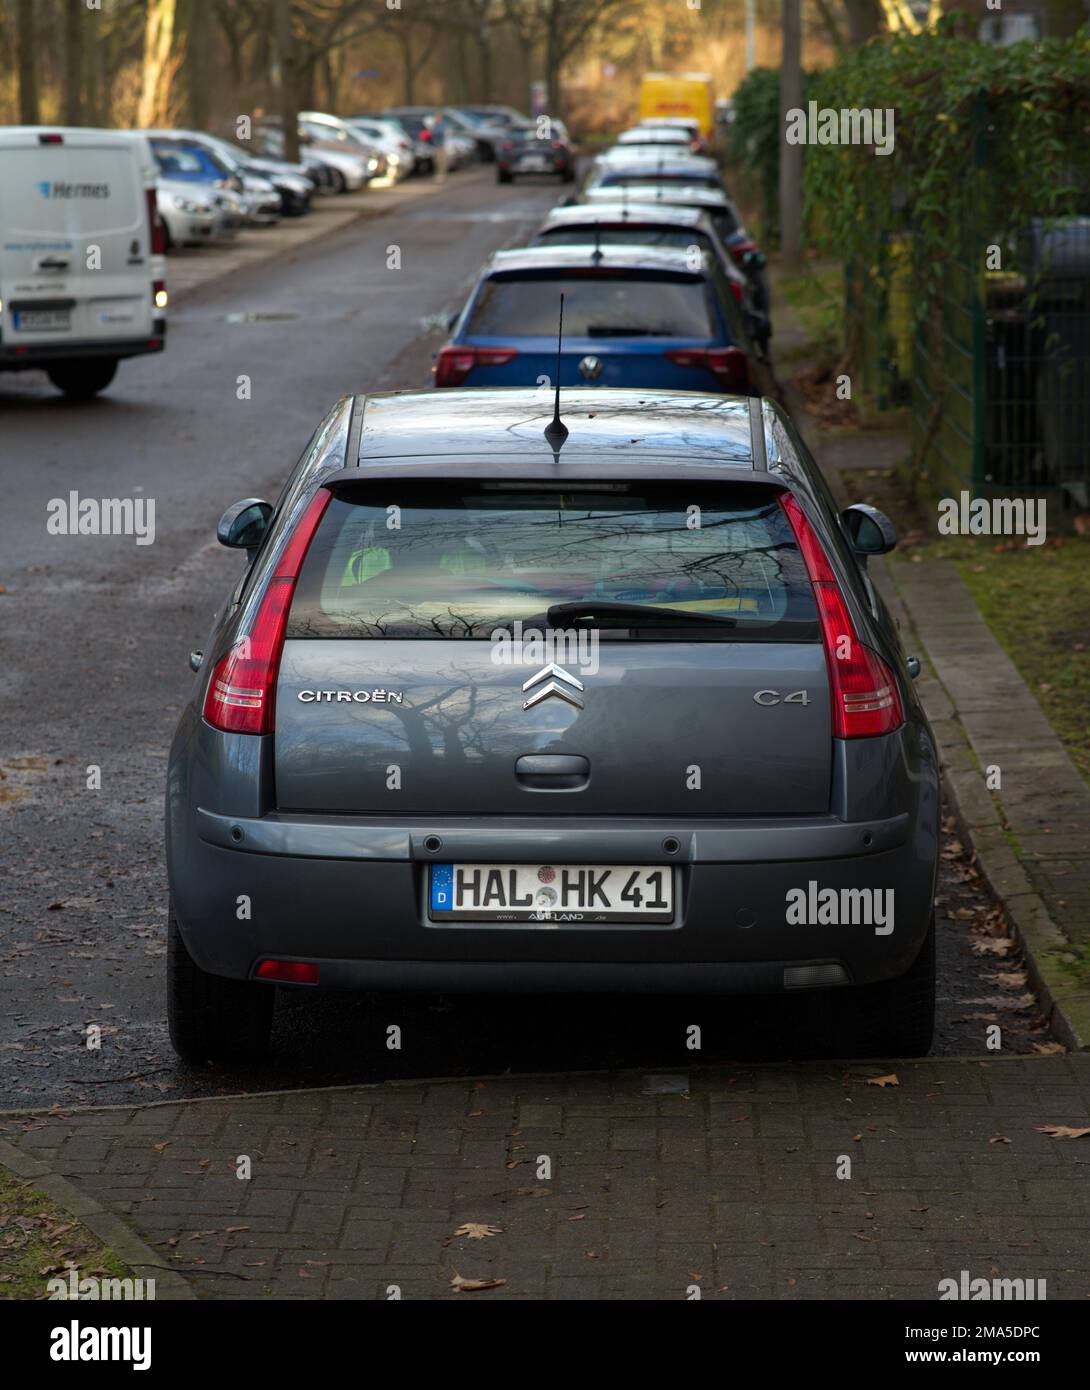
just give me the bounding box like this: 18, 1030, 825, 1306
544, 292, 568, 455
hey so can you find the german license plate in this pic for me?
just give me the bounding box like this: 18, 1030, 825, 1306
518, 156, 549, 171
13, 309, 70, 332
429, 862, 673, 923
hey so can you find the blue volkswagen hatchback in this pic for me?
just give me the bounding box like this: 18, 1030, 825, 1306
433, 245, 766, 395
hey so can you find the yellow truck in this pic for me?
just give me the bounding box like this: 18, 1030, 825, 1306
638, 73, 715, 139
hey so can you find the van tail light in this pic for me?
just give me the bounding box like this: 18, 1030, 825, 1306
729, 238, 760, 264
203, 489, 331, 736
779, 493, 904, 739
146, 187, 166, 255
665, 345, 749, 392
433, 344, 518, 387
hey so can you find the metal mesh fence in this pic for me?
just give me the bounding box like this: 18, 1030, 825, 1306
845, 94, 1090, 509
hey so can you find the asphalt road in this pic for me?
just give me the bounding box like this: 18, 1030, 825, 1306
0, 170, 1058, 1110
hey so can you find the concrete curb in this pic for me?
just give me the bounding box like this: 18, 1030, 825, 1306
0, 1137, 196, 1300
0, 1047, 1071, 1124
877, 561, 1090, 1054
779, 375, 1089, 1053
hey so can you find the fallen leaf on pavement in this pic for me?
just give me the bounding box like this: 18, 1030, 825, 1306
451, 1273, 505, 1292
1036, 1125, 1090, 1139
865, 1074, 899, 1088
452, 1223, 502, 1241
972, 938, 1014, 956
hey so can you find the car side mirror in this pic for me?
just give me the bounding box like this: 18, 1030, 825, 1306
217, 498, 273, 560
843, 503, 897, 556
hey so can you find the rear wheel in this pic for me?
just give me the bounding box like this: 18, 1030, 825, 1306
497, 168, 513, 184
46, 359, 118, 399
167, 901, 274, 1064
328, 166, 347, 194
820, 913, 936, 1058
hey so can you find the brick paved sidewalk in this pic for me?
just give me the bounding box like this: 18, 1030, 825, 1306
3, 1056, 1090, 1300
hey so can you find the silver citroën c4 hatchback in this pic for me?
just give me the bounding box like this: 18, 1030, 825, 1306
166, 388, 939, 1062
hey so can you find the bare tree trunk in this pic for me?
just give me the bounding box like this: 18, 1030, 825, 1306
779, 0, 803, 264
842, 0, 882, 45
16, 0, 40, 124
63, 0, 83, 124
475, 22, 493, 102
275, 0, 300, 160
187, 0, 211, 129
137, 0, 178, 128
83, 20, 100, 125
397, 32, 415, 104
545, 1, 561, 115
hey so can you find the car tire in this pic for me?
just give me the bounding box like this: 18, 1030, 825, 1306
560, 167, 576, 183
820, 912, 936, 1059
167, 901, 274, 1064
329, 167, 347, 195
46, 359, 119, 399
497, 169, 513, 184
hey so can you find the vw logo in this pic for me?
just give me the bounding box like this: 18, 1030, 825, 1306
578, 354, 603, 382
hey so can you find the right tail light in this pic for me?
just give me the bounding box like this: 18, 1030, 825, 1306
779, 493, 904, 739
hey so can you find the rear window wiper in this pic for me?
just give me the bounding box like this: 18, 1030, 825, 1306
546, 601, 735, 628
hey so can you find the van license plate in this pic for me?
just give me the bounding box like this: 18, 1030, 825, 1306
429, 863, 673, 923
14, 310, 70, 332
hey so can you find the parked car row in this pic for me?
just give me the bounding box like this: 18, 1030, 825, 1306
438, 115, 773, 399
142, 106, 479, 255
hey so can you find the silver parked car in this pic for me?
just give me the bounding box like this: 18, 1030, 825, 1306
156, 177, 232, 249
166, 388, 938, 1064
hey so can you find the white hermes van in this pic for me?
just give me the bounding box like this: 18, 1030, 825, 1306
0, 126, 167, 398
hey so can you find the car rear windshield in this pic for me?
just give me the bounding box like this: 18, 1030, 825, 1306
599, 168, 721, 190
467, 273, 713, 338
287, 483, 819, 642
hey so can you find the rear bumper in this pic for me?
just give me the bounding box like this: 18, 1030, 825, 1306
168, 805, 937, 992
251, 958, 851, 994
0, 331, 165, 367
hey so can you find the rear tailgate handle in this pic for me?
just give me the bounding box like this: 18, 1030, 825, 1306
515, 754, 589, 790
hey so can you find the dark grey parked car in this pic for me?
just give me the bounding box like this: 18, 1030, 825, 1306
166, 388, 939, 1062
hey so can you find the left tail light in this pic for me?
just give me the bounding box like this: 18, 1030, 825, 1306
433, 344, 518, 387
202, 490, 331, 735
